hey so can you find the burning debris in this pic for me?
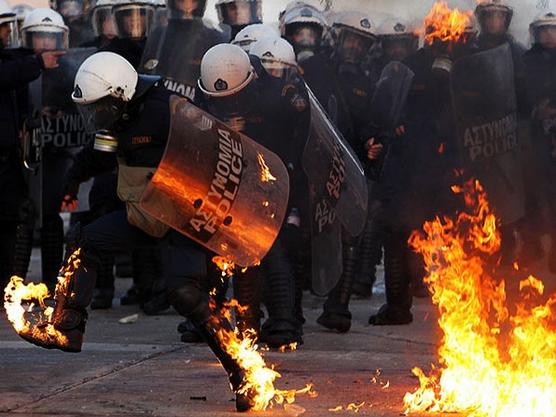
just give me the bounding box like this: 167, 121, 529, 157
3, 249, 82, 350
404, 180, 556, 417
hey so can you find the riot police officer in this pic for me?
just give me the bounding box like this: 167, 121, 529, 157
105, 0, 155, 67
215, 0, 262, 39
351, 17, 419, 299
83, 0, 118, 48
302, 11, 382, 332
523, 11, 556, 271
279, 1, 327, 63
196, 43, 309, 347
18, 8, 73, 291
19, 51, 255, 412
475, 0, 530, 264
0, 1, 63, 289
140, 0, 229, 100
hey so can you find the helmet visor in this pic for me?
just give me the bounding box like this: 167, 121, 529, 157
77, 95, 126, 133
216, 1, 261, 26
534, 25, 556, 48
381, 35, 418, 62
336, 29, 374, 64
22, 30, 68, 51
288, 23, 321, 48
92, 6, 117, 38
0, 19, 19, 48
114, 5, 154, 39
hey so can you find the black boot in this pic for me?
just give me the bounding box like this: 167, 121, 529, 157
10, 199, 35, 279
178, 319, 204, 343
369, 230, 413, 325
353, 202, 384, 299
233, 268, 262, 339
168, 284, 254, 411
317, 244, 359, 333
18, 255, 97, 352
260, 238, 303, 348
40, 215, 64, 290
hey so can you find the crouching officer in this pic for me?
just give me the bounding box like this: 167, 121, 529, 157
18, 51, 254, 411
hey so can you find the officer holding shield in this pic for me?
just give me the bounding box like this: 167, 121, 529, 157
0, 1, 64, 289
18, 51, 255, 412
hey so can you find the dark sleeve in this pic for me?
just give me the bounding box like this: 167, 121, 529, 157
66, 141, 118, 185
0, 54, 43, 91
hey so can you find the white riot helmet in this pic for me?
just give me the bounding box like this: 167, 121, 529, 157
475, 0, 513, 33
377, 17, 418, 62
250, 36, 297, 79
198, 43, 255, 97
216, 0, 262, 28
21, 8, 68, 51
91, 0, 117, 38
530, 11, 556, 46
231, 23, 279, 52
72, 51, 138, 131
279, 1, 326, 62
0, 0, 18, 48
167, 0, 206, 19
331, 11, 377, 64
112, 0, 155, 40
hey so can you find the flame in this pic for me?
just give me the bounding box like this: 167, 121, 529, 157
206, 293, 315, 410
403, 180, 556, 417
212, 255, 236, 278
3, 250, 82, 347
424, 1, 472, 44
329, 402, 366, 413
257, 153, 277, 183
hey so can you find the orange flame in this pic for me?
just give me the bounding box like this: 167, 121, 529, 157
404, 181, 556, 416
212, 255, 236, 278
424, 1, 473, 44
208, 296, 315, 410
3, 249, 82, 348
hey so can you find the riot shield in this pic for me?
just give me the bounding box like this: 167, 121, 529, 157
369, 61, 414, 179
140, 96, 290, 267
371, 61, 415, 131
140, 18, 230, 100
302, 88, 368, 295
24, 47, 97, 227
451, 44, 525, 225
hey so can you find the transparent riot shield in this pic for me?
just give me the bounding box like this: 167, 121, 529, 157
140, 96, 290, 267
451, 44, 525, 224
24, 47, 97, 226
302, 88, 368, 295
140, 18, 230, 100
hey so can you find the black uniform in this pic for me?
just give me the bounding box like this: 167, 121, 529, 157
476, 33, 530, 263
523, 43, 556, 269
0, 49, 44, 287
196, 61, 310, 346
302, 52, 376, 331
